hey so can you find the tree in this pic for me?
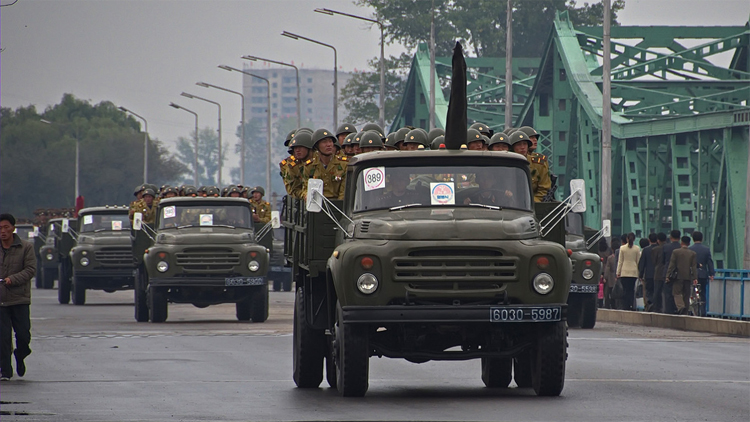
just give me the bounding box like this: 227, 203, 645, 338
0, 94, 187, 218
173, 127, 229, 187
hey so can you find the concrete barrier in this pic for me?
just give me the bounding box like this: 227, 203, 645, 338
597, 309, 750, 337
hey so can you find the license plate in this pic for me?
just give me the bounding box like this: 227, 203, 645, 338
490, 306, 561, 322
569, 284, 598, 294
225, 277, 265, 286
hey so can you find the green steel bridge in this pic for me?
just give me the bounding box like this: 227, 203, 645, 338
391, 12, 749, 269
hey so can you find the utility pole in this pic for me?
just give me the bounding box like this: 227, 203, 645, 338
504, 0, 513, 130
429, 0, 436, 130
601, 0, 612, 238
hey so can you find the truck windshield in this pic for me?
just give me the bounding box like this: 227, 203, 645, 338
565, 213, 584, 236
353, 165, 532, 212
14, 226, 34, 239
81, 214, 131, 232
158, 204, 253, 229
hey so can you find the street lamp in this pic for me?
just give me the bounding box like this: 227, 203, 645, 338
168, 103, 199, 186
281, 31, 338, 130
41, 119, 80, 205
242, 55, 301, 128
181, 92, 223, 187
196, 81, 246, 186
118, 106, 149, 184
219, 65, 272, 198
314, 7, 385, 128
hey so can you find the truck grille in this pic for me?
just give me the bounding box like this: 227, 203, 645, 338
175, 248, 240, 273
393, 248, 518, 283
94, 247, 134, 267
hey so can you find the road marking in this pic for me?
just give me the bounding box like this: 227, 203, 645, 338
567, 378, 750, 383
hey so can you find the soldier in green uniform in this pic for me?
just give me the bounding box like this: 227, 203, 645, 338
359, 131, 385, 153
509, 131, 550, 202
335, 123, 357, 146
129, 184, 146, 221
518, 126, 541, 154
384, 132, 399, 151
402, 129, 428, 151
284, 130, 315, 198
249, 186, 272, 224
135, 188, 159, 225
470, 122, 491, 137
518, 126, 556, 201
342, 132, 358, 156
466, 128, 487, 151
488, 132, 511, 151
227, 186, 243, 198
301, 129, 349, 200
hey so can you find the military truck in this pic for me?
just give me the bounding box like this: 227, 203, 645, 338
14, 224, 36, 241
37, 218, 66, 289
270, 227, 292, 291
287, 150, 578, 397
131, 197, 270, 323
59, 206, 134, 305
564, 212, 603, 329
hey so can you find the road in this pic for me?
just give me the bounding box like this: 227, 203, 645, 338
1, 287, 748, 421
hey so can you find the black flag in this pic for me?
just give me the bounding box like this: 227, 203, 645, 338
443, 41, 467, 150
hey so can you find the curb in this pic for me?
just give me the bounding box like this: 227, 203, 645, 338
597, 309, 750, 337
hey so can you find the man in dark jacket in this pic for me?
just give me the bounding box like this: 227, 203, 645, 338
638, 233, 658, 311
651, 233, 667, 313
660, 230, 681, 314
0, 213, 36, 380
666, 236, 698, 315
689, 231, 715, 317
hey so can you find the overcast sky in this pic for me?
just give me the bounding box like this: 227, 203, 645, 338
2, 0, 748, 167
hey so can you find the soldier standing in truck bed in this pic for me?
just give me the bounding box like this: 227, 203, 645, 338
509, 131, 550, 202
284, 130, 315, 199
249, 186, 271, 224
301, 129, 348, 200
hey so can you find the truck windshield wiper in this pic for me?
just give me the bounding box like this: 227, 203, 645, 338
177, 224, 237, 229
389, 203, 423, 211
467, 203, 502, 211
176, 224, 198, 229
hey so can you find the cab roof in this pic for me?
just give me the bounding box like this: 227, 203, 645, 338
78, 206, 129, 216
157, 197, 251, 207
348, 150, 530, 167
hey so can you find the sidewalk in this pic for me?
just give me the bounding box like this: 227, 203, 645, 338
597, 309, 750, 337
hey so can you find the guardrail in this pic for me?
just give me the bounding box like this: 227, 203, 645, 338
708, 269, 750, 320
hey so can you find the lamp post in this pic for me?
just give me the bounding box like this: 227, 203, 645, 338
196, 82, 246, 185
242, 55, 301, 128
181, 92, 223, 187
168, 102, 199, 186
118, 106, 149, 183
41, 118, 80, 205
281, 31, 338, 129
314, 8, 385, 128
219, 65, 272, 197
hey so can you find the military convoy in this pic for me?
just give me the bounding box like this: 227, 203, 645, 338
286, 150, 579, 397
36, 218, 70, 290
131, 197, 270, 323
564, 212, 603, 329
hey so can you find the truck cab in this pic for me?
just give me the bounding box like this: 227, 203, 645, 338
564, 212, 602, 328
38, 218, 65, 289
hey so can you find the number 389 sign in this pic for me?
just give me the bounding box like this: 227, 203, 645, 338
363, 167, 386, 191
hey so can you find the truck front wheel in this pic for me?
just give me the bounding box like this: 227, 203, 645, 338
134, 267, 149, 322
481, 357, 512, 388
531, 321, 567, 396
292, 287, 325, 388
580, 294, 597, 329
72, 276, 86, 305
43, 268, 55, 289
334, 302, 369, 397
58, 266, 71, 305
251, 285, 269, 322
149, 286, 168, 323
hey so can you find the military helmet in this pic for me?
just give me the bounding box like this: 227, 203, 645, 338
466, 128, 485, 145
427, 128, 445, 143
197, 186, 208, 195
311, 128, 337, 148
141, 188, 156, 198
251, 186, 265, 196
289, 130, 314, 150
335, 123, 358, 137
502, 127, 515, 136
509, 130, 532, 147
241, 186, 250, 194
518, 126, 540, 139
481, 135, 491, 144
404, 129, 428, 146
430, 135, 446, 150
205, 186, 220, 197
145, 183, 159, 193
393, 127, 410, 145
284, 129, 296, 146
353, 131, 365, 146
361, 122, 384, 137
227, 185, 242, 196
384, 132, 399, 148
469, 122, 491, 136
359, 131, 384, 148
163, 186, 179, 196
180, 185, 196, 197
221, 186, 229, 197
133, 184, 146, 196
343, 132, 357, 146
488, 132, 511, 147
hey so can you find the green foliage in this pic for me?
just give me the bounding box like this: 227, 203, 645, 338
173, 127, 228, 187
0, 94, 187, 218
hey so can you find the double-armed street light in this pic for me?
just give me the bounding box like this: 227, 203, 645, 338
181, 92, 223, 187
196, 82, 246, 186
219, 65, 272, 197
168, 102, 199, 186
314, 7, 385, 128
242, 55, 301, 128
118, 106, 149, 184
281, 31, 338, 130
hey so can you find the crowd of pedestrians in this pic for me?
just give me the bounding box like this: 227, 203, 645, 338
599, 230, 715, 316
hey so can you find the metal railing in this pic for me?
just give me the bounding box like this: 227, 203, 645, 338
708, 269, 750, 320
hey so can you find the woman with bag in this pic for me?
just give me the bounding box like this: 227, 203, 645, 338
603, 238, 621, 309
616, 233, 641, 310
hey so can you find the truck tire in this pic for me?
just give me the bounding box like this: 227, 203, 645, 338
272, 278, 282, 292
35, 267, 43, 289
567, 296, 581, 328
334, 302, 369, 397
580, 294, 597, 329
481, 357, 512, 388
149, 286, 168, 323
58, 275, 71, 304
72, 276, 86, 305
134, 267, 149, 322
293, 287, 325, 388
43, 268, 55, 289
236, 296, 252, 321
325, 343, 337, 388
513, 354, 533, 388
282, 275, 293, 292
251, 285, 269, 323
532, 321, 567, 396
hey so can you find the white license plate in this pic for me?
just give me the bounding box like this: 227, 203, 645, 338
490, 306, 561, 322
225, 277, 265, 286
569, 284, 598, 293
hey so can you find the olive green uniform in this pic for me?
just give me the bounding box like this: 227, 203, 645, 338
249, 199, 271, 224
280, 156, 305, 198
528, 152, 551, 202
301, 154, 349, 200
132, 199, 159, 225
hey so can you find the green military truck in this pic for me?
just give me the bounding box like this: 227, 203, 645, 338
286, 150, 577, 397
37, 218, 69, 290
564, 212, 603, 329
131, 197, 270, 323
59, 206, 134, 305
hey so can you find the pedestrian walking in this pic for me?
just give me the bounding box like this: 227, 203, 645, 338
651, 232, 667, 313
661, 230, 682, 314
616, 233, 641, 311
666, 236, 698, 315
603, 238, 621, 309
689, 231, 714, 316
638, 233, 658, 311
0, 213, 36, 381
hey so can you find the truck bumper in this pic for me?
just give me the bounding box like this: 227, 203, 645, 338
342, 304, 567, 324
148, 276, 267, 288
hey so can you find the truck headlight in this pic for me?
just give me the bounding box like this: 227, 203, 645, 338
156, 261, 169, 273
357, 273, 379, 294
46, 253, 54, 261
533, 273, 554, 295
248, 260, 260, 272
582, 269, 594, 280
80, 257, 90, 266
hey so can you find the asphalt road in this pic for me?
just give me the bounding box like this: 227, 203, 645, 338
1, 287, 748, 422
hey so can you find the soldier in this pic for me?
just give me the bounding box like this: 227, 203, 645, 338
162, 186, 179, 198
470, 122, 491, 137
430, 135, 446, 150
137, 188, 159, 225
129, 184, 146, 221
351, 132, 364, 155
384, 133, 399, 151
488, 132, 511, 151
241, 186, 250, 199
466, 128, 486, 151
403, 129, 428, 151
359, 131, 385, 153
182, 186, 198, 197
205, 186, 220, 197
284, 130, 315, 198
361, 123, 385, 138
249, 186, 271, 224
428, 128, 445, 146
518, 126, 541, 154
301, 129, 349, 200
394, 127, 411, 151
227, 186, 243, 198
666, 236, 698, 315
502, 127, 515, 136
335, 123, 358, 146
509, 131, 550, 202
518, 126, 556, 201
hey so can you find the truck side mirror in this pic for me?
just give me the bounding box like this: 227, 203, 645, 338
133, 212, 143, 231
602, 219, 611, 237
569, 179, 586, 213
61, 219, 70, 233
306, 179, 324, 213
271, 211, 281, 229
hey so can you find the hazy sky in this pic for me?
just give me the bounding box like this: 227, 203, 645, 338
2, 0, 749, 170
